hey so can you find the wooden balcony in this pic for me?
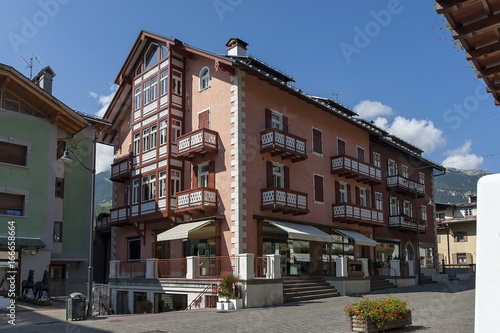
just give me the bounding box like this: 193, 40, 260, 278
109, 205, 129, 226
331, 155, 381, 184
332, 203, 384, 227
261, 187, 309, 215
388, 215, 426, 233
386, 176, 425, 197
110, 154, 131, 183
260, 128, 307, 162
176, 128, 218, 159
174, 187, 218, 214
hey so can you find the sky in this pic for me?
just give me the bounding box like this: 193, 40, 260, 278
1, 0, 499, 174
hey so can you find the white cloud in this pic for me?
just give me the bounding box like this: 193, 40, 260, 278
89, 84, 118, 117
374, 116, 447, 153
442, 140, 483, 170
95, 143, 114, 174
353, 100, 393, 118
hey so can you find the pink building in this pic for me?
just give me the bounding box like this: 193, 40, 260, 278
101, 31, 444, 313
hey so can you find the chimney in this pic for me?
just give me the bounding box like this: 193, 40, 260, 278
32, 66, 56, 94
226, 38, 248, 56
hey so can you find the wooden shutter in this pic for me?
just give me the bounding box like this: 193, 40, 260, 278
366, 190, 371, 208
198, 110, 210, 129
452, 253, 458, 265
266, 161, 273, 187
355, 187, 360, 205
357, 147, 365, 161
347, 184, 351, 203
466, 253, 473, 264
192, 164, 198, 188
57, 140, 66, 160
314, 175, 324, 202
208, 161, 215, 188
265, 108, 272, 129
284, 166, 290, 189
282, 115, 288, 132
337, 139, 345, 155
335, 181, 340, 204
313, 129, 322, 154
0, 141, 27, 166
0, 193, 24, 211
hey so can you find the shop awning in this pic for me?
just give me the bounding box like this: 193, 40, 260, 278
0, 237, 45, 250
157, 219, 213, 241
266, 220, 332, 243
334, 229, 377, 247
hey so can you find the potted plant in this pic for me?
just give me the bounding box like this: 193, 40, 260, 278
216, 272, 240, 303
344, 295, 412, 332
138, 299, 153, 313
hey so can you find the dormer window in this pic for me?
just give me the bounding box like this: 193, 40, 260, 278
145, 43, 159, 70
199, 67, 210, 91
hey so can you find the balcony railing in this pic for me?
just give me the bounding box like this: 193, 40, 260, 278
176, 128, 218, 159
386, 175, 425, 197
174, 187, 218, 214
118, 261, 146, 278
260, 128, 307, 162
158, 258, 187, 278
261, 187, 309, 215
109, 205, 129, 226
95, 215, 111, 230
388, 215, 426, 233
110, 154, 131, 182
332, 203, 384, 226
331, 155, 381, 184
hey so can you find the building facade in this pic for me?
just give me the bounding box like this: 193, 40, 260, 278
102, 31, 445, 312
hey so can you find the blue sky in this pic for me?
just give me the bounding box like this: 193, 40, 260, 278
1, 0, 499, 173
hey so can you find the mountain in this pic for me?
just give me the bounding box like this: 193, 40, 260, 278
433, 168, 492, 204
94, 170, 112, 216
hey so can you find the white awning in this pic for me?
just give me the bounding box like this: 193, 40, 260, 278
334, 229, 377, 247
266, 220, 332, 243
157, 220, 213, 241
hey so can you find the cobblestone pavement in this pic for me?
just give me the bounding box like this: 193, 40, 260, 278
0, 278, 475, 333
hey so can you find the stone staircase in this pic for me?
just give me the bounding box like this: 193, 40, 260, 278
420, 274, 437, 284
370, 276, 397, 291
283, 277, 340, 303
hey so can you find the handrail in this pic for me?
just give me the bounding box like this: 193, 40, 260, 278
185, 283, 217, 310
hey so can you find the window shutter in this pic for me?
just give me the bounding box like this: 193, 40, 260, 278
266, 161, 273, 187
337, 139, 345, 155
192, 164, 198, 188
282, 115, 288, 132
313, 129, 322, 154
335, 181, 340, 204
452, 253, 458, 265
208, 161, 215, 188
366, 190, 371, 208
265, 108, 272, 129
198, 110, 209, 129
355, 187, 360, 205
284, 166, 290, 189
466, 253, 473, 264
347, 184, 351, 203
314, 175, 324, 202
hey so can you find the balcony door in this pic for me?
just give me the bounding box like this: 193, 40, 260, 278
193, 161, 215, 188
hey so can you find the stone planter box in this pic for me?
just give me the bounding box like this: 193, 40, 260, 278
350, 314, 412, 332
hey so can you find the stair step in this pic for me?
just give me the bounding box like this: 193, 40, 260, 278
282, 277, 340, 303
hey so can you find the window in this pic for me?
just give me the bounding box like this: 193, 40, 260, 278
128, 238, 141, 261
0, 193, 24, 216
150, 125, 157, 149
357, 147, 365, 161
53, 222, 62, 243
143, 81, 151, 105
141, 176, 149, 202
313, 174, 324, 203
197, 162, 210, 187
159, 120, 167, 145
402, 165, 409, 178
388, 159, 397, 176
142, 128, 150, 152
55, 178, 64, 198
160, 71, 168, 96
57, 140, 66, 160
172, 120, 182, 143
134, 87, 141, 110
455, 231, 467, 242
151, 77, 158, 101
419, 172, 425, 184
312, 128, 323, 155
133, 133, 140, 155
173, 70, 182, 95
337, 138, 346, 155
160, 43, 168, 58
0, 141, 28, 166
3, 90, 20, 111
149, 174, 156, 200
159, 171, 166, 198
373, 152, 381, 168
199, 67, 210, 91
457, 253, 467, 264
358, 187, 368, 207
270, 110, 283, 130
170, 170, 181, 196
144, 43, 159, 70
403, 200, 412, 217
375, 192, 383, 210
465, 208, 473, 216
421, 205, 427, 220
272, 163, 284, 188
338, 182, 348, 203
389, 197, 399, 215
132, 179, 139, 204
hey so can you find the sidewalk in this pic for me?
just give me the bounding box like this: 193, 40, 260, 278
0, 278, 475, 332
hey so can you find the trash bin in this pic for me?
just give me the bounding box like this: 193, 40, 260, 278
66, 292, 86, 320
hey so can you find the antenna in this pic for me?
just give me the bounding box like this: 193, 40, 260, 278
332, 89, 343, 103
21, 53, 42, 79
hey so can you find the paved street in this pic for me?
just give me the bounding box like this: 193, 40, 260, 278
0, 278, 475, 333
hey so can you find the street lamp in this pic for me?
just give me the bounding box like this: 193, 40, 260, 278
60, 132, 96, 318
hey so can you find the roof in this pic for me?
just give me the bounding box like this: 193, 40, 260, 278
436, 0, 500, 106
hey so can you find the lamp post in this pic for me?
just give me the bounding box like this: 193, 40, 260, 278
60, 132, 96, 318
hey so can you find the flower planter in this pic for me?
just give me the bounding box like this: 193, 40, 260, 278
218, 296, 229, 302
230, 298, 243, 310
350, 313, 412, 332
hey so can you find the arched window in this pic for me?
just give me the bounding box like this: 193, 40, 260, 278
199, 67, 210, 91
405, 243, 415, 261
